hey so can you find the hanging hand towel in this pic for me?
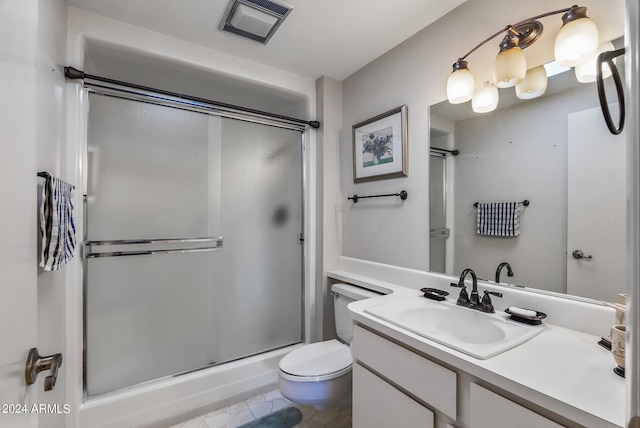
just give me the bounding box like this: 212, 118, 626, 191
40, 175, 76, 270
476, 202, 520, 237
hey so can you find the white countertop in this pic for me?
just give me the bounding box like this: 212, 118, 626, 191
331, 270, 625, 427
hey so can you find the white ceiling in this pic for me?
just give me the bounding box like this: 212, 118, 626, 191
64, 0, 467, 81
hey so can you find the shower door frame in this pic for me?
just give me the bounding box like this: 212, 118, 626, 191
429, 141, 456, 274
80, 89, 309, 399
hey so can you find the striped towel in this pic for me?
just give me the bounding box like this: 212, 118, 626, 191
476, 202, 520, 237
40, 175, 76, 270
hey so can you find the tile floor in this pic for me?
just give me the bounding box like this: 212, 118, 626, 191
169, 389, 352, 428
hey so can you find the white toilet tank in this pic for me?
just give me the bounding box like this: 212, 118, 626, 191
331, 283, 382, 343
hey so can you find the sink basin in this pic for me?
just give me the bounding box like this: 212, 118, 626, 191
364, 296, 545, 359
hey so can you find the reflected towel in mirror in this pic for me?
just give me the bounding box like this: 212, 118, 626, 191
476, 202, 520, 237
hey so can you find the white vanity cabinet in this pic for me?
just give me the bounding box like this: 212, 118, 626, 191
470, 383, 563, 428
352, 325, 456, 426
352, 324, 568, 428
353, 363, 435, 427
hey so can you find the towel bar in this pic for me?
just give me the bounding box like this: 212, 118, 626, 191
348, 190, 408, 203
85, 236, 223, 246
37, 171, 75, 189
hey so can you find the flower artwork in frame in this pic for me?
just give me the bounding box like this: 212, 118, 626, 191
352, 105, 408, 183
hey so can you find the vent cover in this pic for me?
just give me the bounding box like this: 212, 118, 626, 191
219, 0, 293, 44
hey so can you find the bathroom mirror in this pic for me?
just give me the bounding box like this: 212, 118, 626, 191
429, 41, 627, 304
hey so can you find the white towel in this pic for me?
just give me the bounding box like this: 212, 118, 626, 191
40, 175, 76, 270
476, 202, 520, 237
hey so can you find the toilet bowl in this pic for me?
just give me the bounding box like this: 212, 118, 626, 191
278, 339, 353, 409
278, 283, 382, 409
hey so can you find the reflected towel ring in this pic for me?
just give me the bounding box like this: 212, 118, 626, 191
597, 48, 626, 135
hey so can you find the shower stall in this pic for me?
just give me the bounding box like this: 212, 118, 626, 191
429, 123, 455, 275
82, 92, 305, 397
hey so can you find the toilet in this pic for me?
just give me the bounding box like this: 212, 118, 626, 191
278, 283, 381, 409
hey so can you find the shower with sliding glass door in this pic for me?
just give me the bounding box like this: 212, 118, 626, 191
83, 93, 304, 396
429, 123, 456, 275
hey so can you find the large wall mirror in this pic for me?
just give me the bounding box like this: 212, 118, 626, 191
429, 35, 627, 304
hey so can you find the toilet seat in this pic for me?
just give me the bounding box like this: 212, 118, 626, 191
279, 339, 352, 382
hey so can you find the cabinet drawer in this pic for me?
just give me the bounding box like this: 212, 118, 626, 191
470, 383, 563, 428
353, 325, 457, 419
353, 363, 434, 428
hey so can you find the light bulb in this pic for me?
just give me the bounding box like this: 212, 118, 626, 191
516, 65, 548, 99
447, 60, 474, 104
554, 6, 599, 68
493, 32, 527, 88
575, 41, 615, 83
472, 82, 499, 113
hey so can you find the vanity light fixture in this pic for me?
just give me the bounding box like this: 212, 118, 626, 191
446, 5, 600, 110
219, 0, 293, 44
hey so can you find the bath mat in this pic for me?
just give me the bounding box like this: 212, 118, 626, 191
239, 406, 302, 428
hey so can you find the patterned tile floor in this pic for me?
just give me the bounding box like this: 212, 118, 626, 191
169, 389, 352, 428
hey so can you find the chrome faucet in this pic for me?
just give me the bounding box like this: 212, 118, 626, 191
450, 268, 502, 313
495, 262, 514, 284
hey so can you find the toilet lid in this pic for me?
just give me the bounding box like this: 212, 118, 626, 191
279, 340, 352, 377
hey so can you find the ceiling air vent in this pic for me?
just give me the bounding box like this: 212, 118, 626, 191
219, 0, 293, 44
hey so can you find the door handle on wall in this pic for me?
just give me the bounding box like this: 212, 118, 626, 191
25, 348, 63, 391
572, 250, 593, 261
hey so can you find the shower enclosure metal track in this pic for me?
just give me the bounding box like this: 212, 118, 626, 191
64, 66, 320, 132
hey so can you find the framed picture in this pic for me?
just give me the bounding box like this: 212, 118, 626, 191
352, 105, 408, 183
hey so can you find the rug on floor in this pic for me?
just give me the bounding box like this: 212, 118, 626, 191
238, 406, 303, 428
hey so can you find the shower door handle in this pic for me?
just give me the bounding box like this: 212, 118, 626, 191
84, 236, 224, 258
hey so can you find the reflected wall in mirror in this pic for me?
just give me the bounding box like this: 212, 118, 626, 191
429, 43, 626, 303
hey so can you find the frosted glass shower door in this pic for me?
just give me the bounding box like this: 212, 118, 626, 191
84, 94, 303, 396
217, 119, 303, 361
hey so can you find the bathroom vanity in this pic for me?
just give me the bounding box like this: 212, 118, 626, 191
329, 257, 625, 428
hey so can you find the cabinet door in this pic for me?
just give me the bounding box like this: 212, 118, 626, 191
353, 363, 434, 428
470, 383, 563, 428
353, 325, 457, 419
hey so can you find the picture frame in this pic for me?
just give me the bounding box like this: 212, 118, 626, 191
352, 105, 408, 183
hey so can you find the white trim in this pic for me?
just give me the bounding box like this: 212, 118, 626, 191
625, 0, 640, 423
